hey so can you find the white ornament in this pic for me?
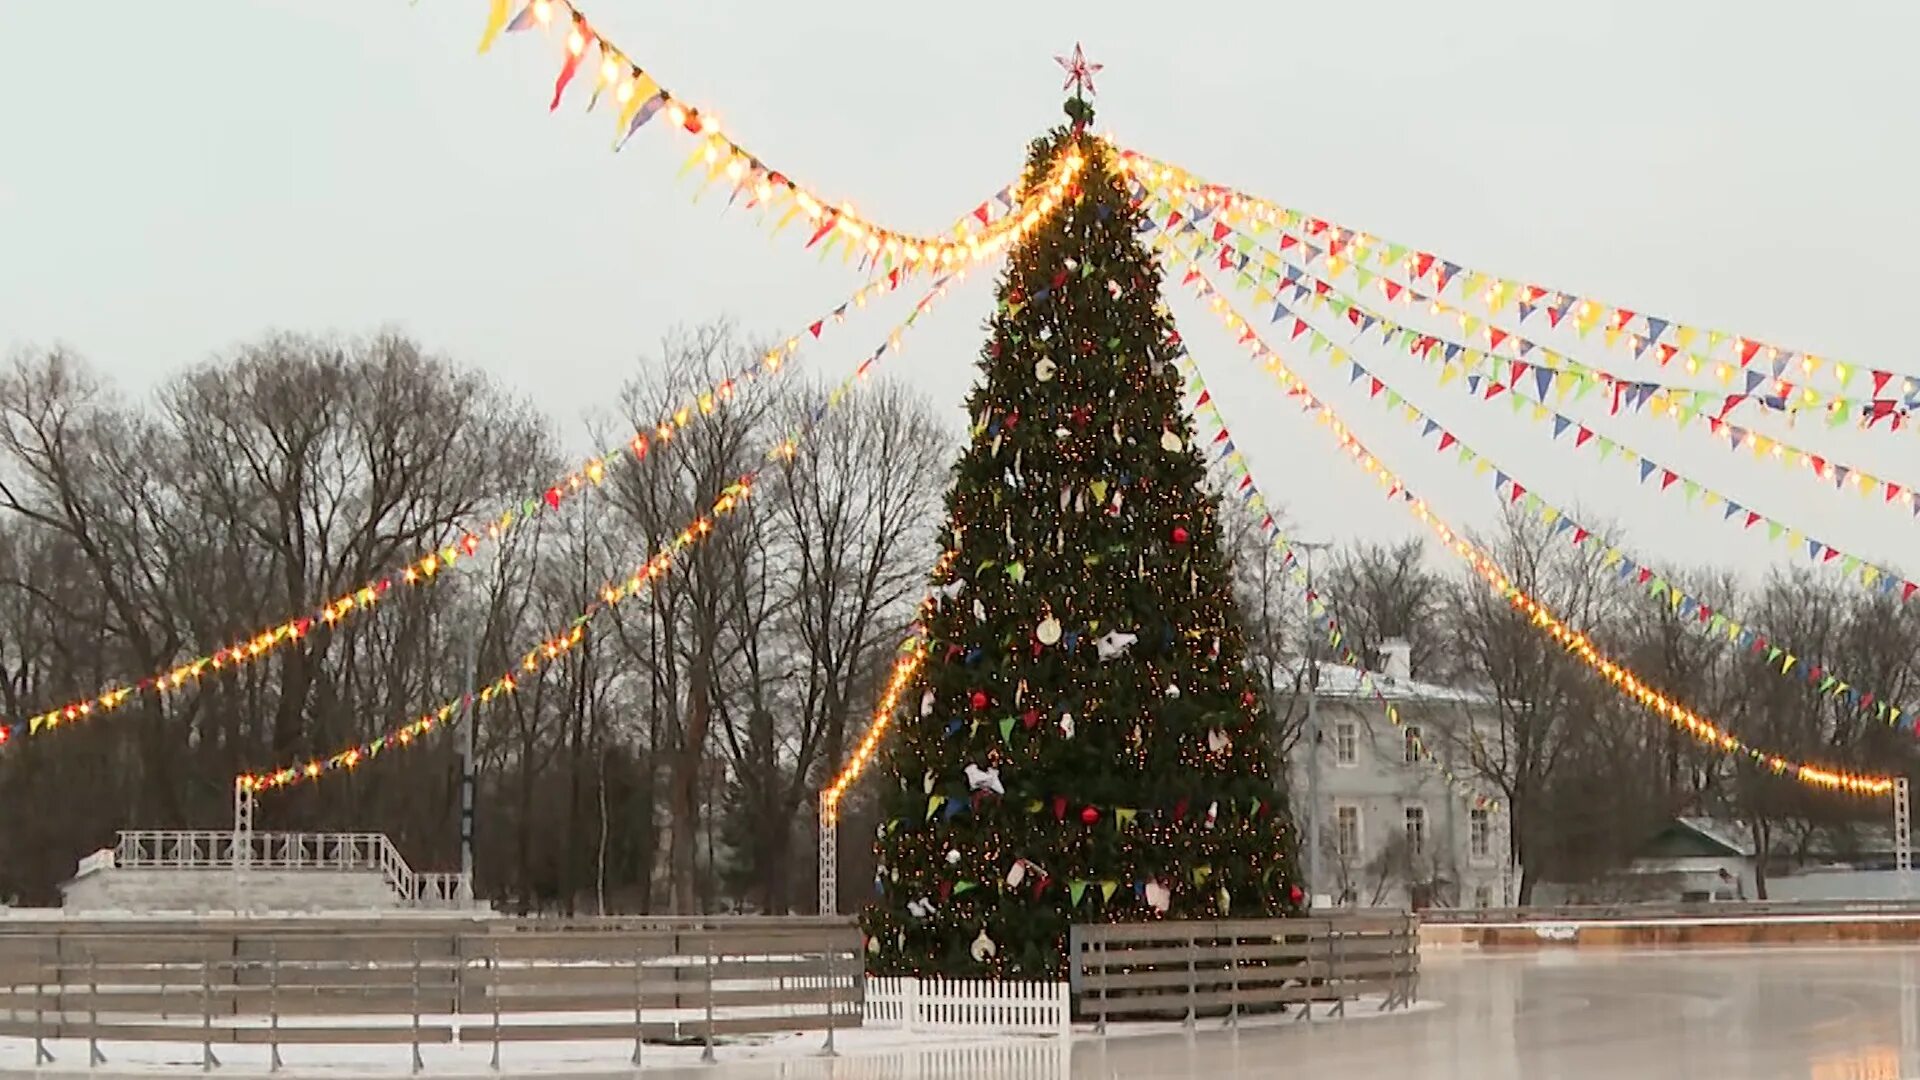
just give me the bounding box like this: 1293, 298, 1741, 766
970, 928, 998, 962
1094, 630, 1139, 661
938, 578, 967, 599
923, 769, 936, 794
906, 897, 935, 919
1007, 861, 1027, 887
1055, 426, 1071, 438
1161, 430, 1183, 453
1167, 683, 1182, 699
920, 690, 936, 718
1059, 713, 1076, 739
974, 599, 987, 622
1208, 728, 1231, 754
1035, 358, 1056, 382
946, 848, 962, 866
1037, 617, 1063, 645
1144, 878, 1172, 914
965, 763, 1005, 796
1205, 801, 1219, 828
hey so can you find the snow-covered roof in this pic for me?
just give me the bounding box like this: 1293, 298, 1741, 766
1674, 817, 1757, 858
1297, 660, 1491, 706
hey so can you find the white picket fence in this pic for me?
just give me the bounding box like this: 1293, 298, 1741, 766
865, 976, 1072, 1037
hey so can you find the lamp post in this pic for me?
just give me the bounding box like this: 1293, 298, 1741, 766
1295, 539, 1331, 910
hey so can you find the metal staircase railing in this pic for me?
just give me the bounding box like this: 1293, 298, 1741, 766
109, 831, 470, 909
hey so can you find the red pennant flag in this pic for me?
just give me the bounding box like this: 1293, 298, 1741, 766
1369, 378, 1384, 398
1485, 382, 1506, 401
1887, 483, 1904, 503
1488, 328, 1509, 350
1212, 222, 1231, 241
1904, 582, 1917, 602
1307, 219, 1328, 236
1637, 568, 1654, 585
1438, 432, 1457, 453
973, 203, 991, 225
1822, 547, 1841, 564
1290, 318, 1309, 341
1195, 390, 1212, 407
806, 214, 837, 249
1279, 235, 1298, 251
545, 487, 563, 509
1509, 482, 1526, 503
1657, 343, 1678, 365
1509, 360, 1526, 385
1874, 370, 1894, 396
1412, 253, 1435, 279
1660, 470, 1679, 491
1572, 527, 1590, 545
1575, 427, 1594, 448
1314, 281, 1331, 297
1745, 511, 1762, 529
1611, 308, 1635, 330
550, 18, 591, 111
1384, 281, 1403, 301
1737, 338, 1762, 366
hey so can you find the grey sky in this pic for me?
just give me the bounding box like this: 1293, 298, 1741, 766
4, 1, 1917, 588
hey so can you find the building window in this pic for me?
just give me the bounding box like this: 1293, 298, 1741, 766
1403, 724, 1423, 765
1470, 808, 1493, 862
1474, 884, 1493, 909
1336, 805, 1361, 857
1404, 805, 1426, 856
1334, 720, 1358, 766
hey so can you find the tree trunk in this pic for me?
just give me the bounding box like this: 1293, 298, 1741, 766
669, 644, 713, 915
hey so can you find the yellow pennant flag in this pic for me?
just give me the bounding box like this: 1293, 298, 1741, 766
615, 73, 661, 135
477, 0, 509, 53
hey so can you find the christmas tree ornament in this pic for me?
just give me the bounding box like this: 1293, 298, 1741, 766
946, 848, 962, 866
974, 598, 988, 621
1007, 860, 1028, 887
920, 690, 936, 717
1036, 616, 1063, 645
1035, 358, 1057, 382
1205, 801, 1219, 828
938, 578, 967, 599
970, 690, 989, 710
922, 769, 936, 794
1208, 728, 1231, 753
1172, 525, 1190, 544
1160, 430, 1183, 453
970, 929, 998, 962
1144, 878, 1171, 914
1080, 805, 1100, 825
1094, 630, 1138, 660
965, 763, 1005, 796
1058, 712, 1075, 739
1167, 683, 1182, 699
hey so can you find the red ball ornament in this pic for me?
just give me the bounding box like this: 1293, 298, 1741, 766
970, 690, 989, 711
1289, 884, 1305, 906
1171, 526, 1190, 545
1080, 806, 1100, 825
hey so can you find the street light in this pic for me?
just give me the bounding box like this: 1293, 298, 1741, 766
1294, 539, 1332, 911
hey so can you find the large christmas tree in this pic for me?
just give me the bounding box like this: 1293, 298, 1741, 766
863, 100, 1303, 978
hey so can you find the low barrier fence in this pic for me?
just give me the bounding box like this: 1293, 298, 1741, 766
0, 913, 1420, 1070
0, 916, 861, 1071
1424, 900, 1920, 924
1067, 914, 1418, 1031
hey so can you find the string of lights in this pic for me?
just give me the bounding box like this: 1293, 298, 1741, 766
481, 0, 1075, 275
1142, 188, 1920, 520
8, 262, 948, 745
1145, 216, 1920, 610
1153, 227, 1911, 729
237, 265, 993, 794
1158, 243, 1898, 797
1176, 354, 1500, 810
1122, 146, 1920, 423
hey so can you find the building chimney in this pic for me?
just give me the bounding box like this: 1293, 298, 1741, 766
1379, 638, 1411, 681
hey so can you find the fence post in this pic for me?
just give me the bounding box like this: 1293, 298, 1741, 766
1225, 929, 1240, 1031
269, 941, 282, 1073
1094, 936, 1108, 1037
819, 933, 839, 1058
200, 956, 220, 1072
700, 941, 717, 1065
1183, 931, 1197, 1030
33, 963, 52, 1067
629, 942, 643, 1068
409, 938, 424, 1075
489, 942, 502, 1073
904, 975, 921, 1034
1055, 980, 1071, 1039
1330, 924, 1345, 1019
88, 949, 106, 1066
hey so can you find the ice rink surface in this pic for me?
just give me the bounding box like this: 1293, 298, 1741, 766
651, 947, 1920, 1080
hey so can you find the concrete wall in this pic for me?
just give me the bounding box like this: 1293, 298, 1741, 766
61, 867, 399, 914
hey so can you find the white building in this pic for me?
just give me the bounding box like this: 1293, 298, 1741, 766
1289, 639, 1513, 912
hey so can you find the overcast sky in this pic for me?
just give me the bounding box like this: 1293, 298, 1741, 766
5, 0, 1918, 591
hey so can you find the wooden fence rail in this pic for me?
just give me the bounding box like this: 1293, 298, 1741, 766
0, 916, 862, 1071
1066, 914, 1418, 1031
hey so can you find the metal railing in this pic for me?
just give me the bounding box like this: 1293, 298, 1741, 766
1423, 899, 1920, 924
0, 915, 862, 1071
108, 831, 470, 910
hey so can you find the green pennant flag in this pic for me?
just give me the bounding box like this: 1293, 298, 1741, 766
1100, 881, 1118, 903
927, 796, 945, 821
1682, 479, 1700, 503
953, 881, 977, 896
998, 717, 1015, 742
1767, 522, 1784, 542
1767, 646, 1783, 663
1070, 881, 1088, 906
1597, 438, 1616, 462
